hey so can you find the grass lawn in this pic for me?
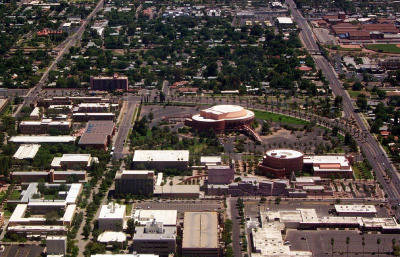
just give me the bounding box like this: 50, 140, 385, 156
126, 203, 133, 216
365, 44, 400, 54
253, 110, 309, 125
347, 90, 363, 98
353, 162, 373, 179
9, 190, 21, 200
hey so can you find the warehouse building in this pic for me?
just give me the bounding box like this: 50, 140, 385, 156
182, 212, 220, 257
78, 120, 115, 150
115, 170, 155, 196
132, 150, 189, 171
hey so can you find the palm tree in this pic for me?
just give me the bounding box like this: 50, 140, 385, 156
346, 237, 350, 257
331, 238, 335, 257
377, 238, 381, 256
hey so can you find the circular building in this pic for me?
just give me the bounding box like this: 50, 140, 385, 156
258, 149, 304, 178
185, 105, 254, 132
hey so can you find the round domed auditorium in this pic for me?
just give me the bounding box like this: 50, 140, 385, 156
185, 105, 255, 132
258, 149, 304, 178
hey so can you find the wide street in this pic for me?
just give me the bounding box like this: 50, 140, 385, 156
286, 0, 400, 213
13, 0, 105, 117
113, 94, 139, 160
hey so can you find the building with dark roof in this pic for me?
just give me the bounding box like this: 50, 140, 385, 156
78, 120, 115, 150
90, 74, 128, 91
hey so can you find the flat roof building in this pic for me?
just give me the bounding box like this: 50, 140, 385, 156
132, 210, 177, 226
13, 144, 41, 160
98, 203, 126, 231
200, 156, 222, 166
303, 155, 353, 178
90, 74, 128, 91
72, 112, 115, 122
46, 236, 67, 256
115, 170, 154, 196
133, 220, 176, 256
19, 119, 71, 134
182, 212, 220, 257
132, 150, 189, 171
335, 205, 377, 217
78, 120, 115, 150
153, 184, 200, 199
207, 165, 234, 185
51, 154, 95, 170
9, 136, 76, 144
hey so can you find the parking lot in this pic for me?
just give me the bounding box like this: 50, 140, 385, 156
286, 230, 400, 256
0, 245, 44, 257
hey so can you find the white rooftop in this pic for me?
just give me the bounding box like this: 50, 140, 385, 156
97, 231, 127, 243
10, 136, 76, 143
13, 144, 40, 159
91, 254, 158, 257
303, 155, 349, 165
200, 156, 222, 164
277, 17, 293, 24
266, 149, 303, 159
132, 209, 177, 226
133, 150, 189, 162
335, 205, 377, 214
99, 203, 125, 219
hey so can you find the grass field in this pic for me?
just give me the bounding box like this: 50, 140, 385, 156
253, 110, 309, 125
353, 162, 373, 179
347, 90, 363, 98
365, 44, 400, 54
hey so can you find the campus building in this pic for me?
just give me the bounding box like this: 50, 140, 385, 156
51, 154, 96, 170
303, 155, 353, 178
132, 220, 176, 256
185, 105, 254, 133
258, 149, 304, 178
115, 170, 155, 196
182, 212, 220, 257
98, 203, 126, 231
90, 74, 128, 91
207, 165, 234, 185
132, 150, 189, 171
72, 112, 115, 122
19, 119, 71, 134
78, 120, 115, 150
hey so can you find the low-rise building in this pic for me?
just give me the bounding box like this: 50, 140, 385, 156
182, 212, 220, 257
207, 165, 234, 185
132, 150, 189, 171
78, 120, 115, 150
9, 136, 76, 144
72, 112, 115, 122
132, 210, 177, 226
98, 203, 126, 231
76, 103, 110, 113
303, 155, 353, 178
13, 144, 40, 160
46, 236, 67, 255
51, 154, 95, 170
19, 119, 71, 134
334, 204, 377, 217
153, 184, 200, 199
133, 220, 176, 256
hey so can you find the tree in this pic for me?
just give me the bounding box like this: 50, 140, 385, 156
331, 238, 334, 257
45, 211, 59, 225
83, 222, 91, 238
346, 236, 350, 257
356, 94, 368, 111
377, 238, 381, 256
127, 218, 136, 238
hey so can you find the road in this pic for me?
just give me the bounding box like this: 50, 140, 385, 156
229, 197, 242, 257
113, 94, 139, 160
13, 0, 105, 117
286, 0, 400, 211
